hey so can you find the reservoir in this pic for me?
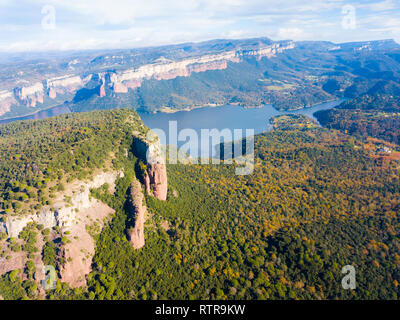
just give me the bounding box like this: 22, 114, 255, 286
138, 100, 343, 157
0, 100, 343, 157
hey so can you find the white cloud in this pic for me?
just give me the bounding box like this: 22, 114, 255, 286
276, 27, 310, 40
361, 0, 397, 12
0, 0, 399, 51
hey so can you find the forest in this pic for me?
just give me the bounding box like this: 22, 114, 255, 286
0, 109, 147, 216
315, 93, 400, 145
0, 108, 399, 300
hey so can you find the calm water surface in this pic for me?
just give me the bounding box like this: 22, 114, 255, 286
0, 100, 343, 156
138, 100, 343, 156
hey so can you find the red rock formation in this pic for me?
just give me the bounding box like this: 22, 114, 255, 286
145, 163, 168, 201
37, 94, 44, 104
143, 172, 152, 196
48, 88, 57, 99
99, 84, 106, 97
59, 202, 115, 287
133, 136, 168, 201
128, 179, 147, 249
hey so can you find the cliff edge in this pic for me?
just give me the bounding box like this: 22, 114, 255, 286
133, 134, 168, 201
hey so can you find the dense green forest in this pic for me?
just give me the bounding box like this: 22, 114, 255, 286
0, 109, 147, 216
0, 109, 399, 300
314, 81, 400, 145
69, 126, 400, 299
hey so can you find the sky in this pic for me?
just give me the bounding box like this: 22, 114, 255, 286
0, 0, 399, 52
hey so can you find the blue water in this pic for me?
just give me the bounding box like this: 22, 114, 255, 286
0, 105, 71, 125
137, 100, 343, 157
0, 100, 343, 157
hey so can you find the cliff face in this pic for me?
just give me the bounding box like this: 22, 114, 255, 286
13, 82, 44, 107
0, 90, 14, 116
45, 75, 83, 99
145, 163, 168, 201
133, 135, 168, 201
128, 179, 147, 249
0, 170, 122, 287
0, 171, 123, 238
59, 201, 114, 287
109, 50, 239, 87
237, 41, 295, 60
0, 41, 295, 116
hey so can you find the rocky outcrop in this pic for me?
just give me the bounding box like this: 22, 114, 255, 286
0, 171, 123, 238
237, 41, 295, 60
59, 201, 114, 287
128, 179, 147, 249
0, 41, 296, 116
14, 82, 44, 107
107, 50, 239, 91
99, 83, 106, 97
45, 75, 83, 99
0, 170, 123, 287
133, 135, 168, 201
145, 163, 168, 201
112, 82, 128, 93
0, 90, 14, 116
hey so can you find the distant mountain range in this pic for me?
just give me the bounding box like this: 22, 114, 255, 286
0, 37, 399, 120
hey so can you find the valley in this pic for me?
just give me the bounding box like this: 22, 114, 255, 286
0, 36, 400, 301
0, 106, 399, 300
2, 37, 400, 121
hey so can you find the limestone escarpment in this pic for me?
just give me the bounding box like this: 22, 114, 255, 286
0, 90, 14, 116
144, 163, 168, 201
0, 41, 295, 116
237, 41, 295, 60
127, 178, 147, 249
59, 201, 114, 287
13, 82, 44, 107
45, 75, 84, 99
0, 170, 122, 286
109, 50, 239, 88
0, 171, 123, 238
5, 74, 85, 110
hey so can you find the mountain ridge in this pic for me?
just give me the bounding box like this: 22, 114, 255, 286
1, 37, 400, 120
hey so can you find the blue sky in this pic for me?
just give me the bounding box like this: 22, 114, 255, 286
0, 0, 399, 52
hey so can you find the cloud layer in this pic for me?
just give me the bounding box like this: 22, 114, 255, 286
0, 0, 399, 52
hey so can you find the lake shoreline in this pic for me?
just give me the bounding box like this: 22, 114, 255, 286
143, 98, 341, 115
0, 98, 343, 125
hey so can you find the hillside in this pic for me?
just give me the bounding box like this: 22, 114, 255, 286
315, 82, 400, 145
1, 38, 400, 120
1, 111, 399, 299
0, 109, 168, 296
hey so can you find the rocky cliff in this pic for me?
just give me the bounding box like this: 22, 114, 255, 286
133, 134, 168, 201
0, 171, 123, 238
45, 75, 84, 99
0, 41, 295, 117
0, 170, 123, 287
13, 82, 44, 107
127, 178, 147, 249
0, 90, 14, 116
